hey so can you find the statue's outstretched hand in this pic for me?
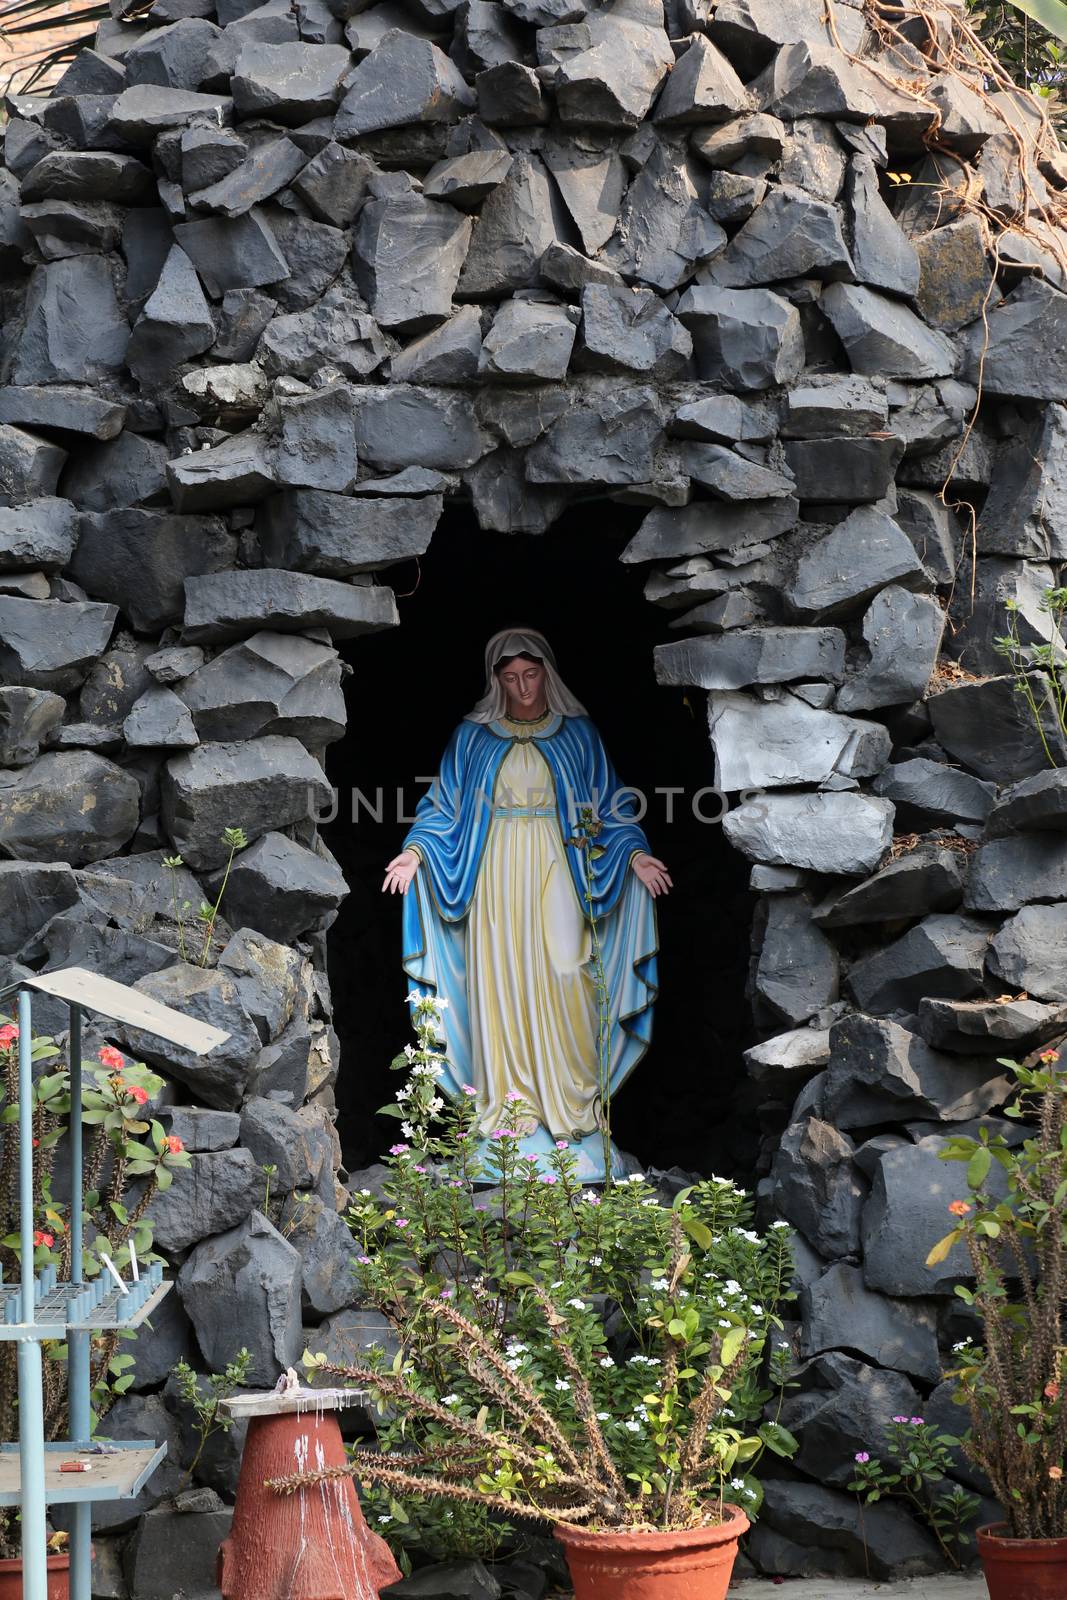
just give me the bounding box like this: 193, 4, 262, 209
633, 852, 672, 897
383, 848, 419, 895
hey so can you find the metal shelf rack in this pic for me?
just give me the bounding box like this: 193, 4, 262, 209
0, 967, 229, 1600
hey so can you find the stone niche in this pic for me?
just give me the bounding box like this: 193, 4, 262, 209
0, 0, 1066, 1580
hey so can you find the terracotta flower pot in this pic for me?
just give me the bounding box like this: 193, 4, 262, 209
554, 1505, 749, 1600
0, 1552, 69, 1599
977, 1521, 1067, 1600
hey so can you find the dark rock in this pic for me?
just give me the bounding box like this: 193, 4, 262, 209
161, 735, 332, 868
821, 282, 956, 379
0, 596, 117, 693
19, 197, 125, 260
178, 630, 345, 744
801, 1261, 941, 1381
845, 153, 919, 296
0, 860, 78, 953
551, 4, 673, 129
690, 110, 785, 167
180, 124, 248, 191
457, 153, 559, 298
161, 1107, 241, 1151
424, 149, 513, 211
671, 393, 774, 443
928, 675, 1067, 782
701, 168, 767, 225
654, 627, 844, 689
0, 751, 139, 864
173, 208, 289, 295
260, 488, 440, 575
542, 137, 625, 255
335, 29, 474, 136
106, 84, 234, 142
0, 387, 124, 442
182, 568, 398, 644
755, 894, 839, 1025
0, 425, 66, 502
676, 285, 803, 389
681, 443, 792, 499
292, 140, 376, 225
178, 1210, 303, 1387
753, 1478, 942, 1579
988, 769, 1067, 836
623, 495, 797, 561
118, 961, 264, 1108
605, 143, 724, 292
479, 300, 577, 382
6, 257, 129, 385
0, 498, 77, 572
918, 995, 1067, 1055
217, 831, 348, 942
351, 385, 492, 471
836, 586, 944, 711
189, 135, 308, 215
476, 61, 548, 126
822, 1013, 1011, 1129
382, 1561, 502, 1600
966, 277, 1067, 400
863, 1133, 1002, 1295
743, 1026, 830, 1099
977, 404, 1067, 560
231, 41, 351, 123
723, 792, 894, 875
124, 1502, 233, 1600
847, 912, 989, 1016
783, 435, 902, 502
915, 216, 994, 332
353, 189, 472, 332
653, 33, 749, 124
284, 1197, 361, 1314
240, 1097, 321, 1191
539, 241, 626, 294
709, 691, 889, 790
710, 184, 853, 287
988, 904, 1067, 1001
780, 1352, 921, 1490
526, 385, 662, 487
147, 1146, 260, 1251
126, 244, 216, 389
894, 487, 961, 584
127, 1287, 193, 1390
215, 286, 277, 362
771, 1120, 863, 1254
709, 0, 866, 75
788, 507, 928, 621
269, 383, 359, 493
70, 510, 236, 632
813, 846, 964, 928
0, 688, 65, 768
390, 307, 484, 382
123, 685, 199, 749
755, 41, 934, 149
256, 282, 387, 379
124, 16, 225, 90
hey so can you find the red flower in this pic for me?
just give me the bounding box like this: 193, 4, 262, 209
0, 1025, 19, 1049
948, 1200, 972, 1218
128, 1086, 149, 1106
1046, 1382, 1061, 1402
33, 1231, 53, 1249
1040, 1049, 1061, 1065
165, 1135, 184, 1154
98, 1045, 125, 1071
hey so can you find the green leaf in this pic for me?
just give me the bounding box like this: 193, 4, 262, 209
758, 1421, 799, 1457
967, 1146, 992, 1189
720, 1326, 747, 1366
680, 1214, 712, 1251
1004, 0, 1067, 42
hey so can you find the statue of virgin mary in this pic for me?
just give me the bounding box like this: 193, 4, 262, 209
383, 628, 670, 1179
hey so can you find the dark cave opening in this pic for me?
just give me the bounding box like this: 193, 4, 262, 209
323, 500, 758, 1182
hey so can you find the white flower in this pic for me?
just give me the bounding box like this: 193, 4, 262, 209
751, 1304, 764, 1316
649, 1278, 669, 1292
724, 1280, 741, 1295
733, 1228, 760, 1244
378, 1515, 393, 1524
623, 1420, 642, 1433
567, 1298, 587, 1311
360, 1188, 371, 1197
554, 1379, 570, 1392
628, 1355, 661, 1367
952, 1340, 972, 1352
551, 1280, 564, 1289
589, 1255, 603, 1267
715, 1295, 727, 1308
401, 1122, 416, 1140
641, 1198, 658, 1207
428, 1096, 444, 1113
730, 1478, 745, 1491
718, 1319, 732, 1329
440, 1394, 462, 1407
599, 1356, 616, 1369
505, 1342, 528, 1357
770, 1220, 789, 1230
626, 1174, 645, 1184
596, 1411, 610, 1422
396, 1085, 414, 1102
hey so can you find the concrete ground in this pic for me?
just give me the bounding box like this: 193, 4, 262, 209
732, 1580, 985, 1598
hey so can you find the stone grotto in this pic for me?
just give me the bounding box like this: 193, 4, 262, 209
0, 0, 1066, 1583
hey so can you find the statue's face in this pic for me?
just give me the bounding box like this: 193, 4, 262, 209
497, 657, 546, 712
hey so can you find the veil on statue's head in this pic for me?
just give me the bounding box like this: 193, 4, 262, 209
465, 627, 588, 723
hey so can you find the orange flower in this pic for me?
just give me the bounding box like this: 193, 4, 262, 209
948, 1200, 972, 1218
1049, 1466, 1063, 1481
1047, 1382, 1062, 1402
1040, 1049, 1061, 1064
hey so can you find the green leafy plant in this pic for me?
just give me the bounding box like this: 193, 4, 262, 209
849, 1418, 981, 1570
0, 1024, 191, 1556
271, 995, 796, 1555
993, 591, 1067, 768
162, 825, 248, 967
925, 1044, 1067, 1539
172, 1348, 251, 1489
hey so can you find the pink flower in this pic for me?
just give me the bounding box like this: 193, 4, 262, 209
910, 1417, 924, 1426
540, 1173, 558, 1185
555, 1140, 569, 1150
461, 1085, 478, 1098
522, 1153, 539, 1164
854, 1452, 870, 1464
395, 1218, 410, 1229
98, 1045, 124, 1071
439, 1288, 454, 1299
389, 1143, 410, 1156
0, 1025, 18, 1049
505, 1089, 523, 1103
413, 1165, 427, 1174
128, 1086, 149, 1106
358, 1255, 371, 1265
891, 1416, 909, 1425
165, 1135, 184, 1154
586, 1195, 601, 1207
491, 1128, 517, 1140
33, 1231, 53, 1249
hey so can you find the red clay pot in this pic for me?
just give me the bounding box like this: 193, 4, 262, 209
554, 1505, 749, 1600
0, 1552, 69, 1599
977, 1521, 1067, 1600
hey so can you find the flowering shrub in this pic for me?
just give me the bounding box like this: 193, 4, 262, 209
275, 995, 796, 1562
0, 1021, 190, 1556
925, 1045, 1067, 1540
848, 1417, 980, 1568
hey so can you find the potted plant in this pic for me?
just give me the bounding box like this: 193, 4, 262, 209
925, 1043, 1067, 1600
0, 1020, 191, 1598
269, 995, 796, 1599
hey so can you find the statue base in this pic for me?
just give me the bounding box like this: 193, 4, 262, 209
475, 1124, 642, 1184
